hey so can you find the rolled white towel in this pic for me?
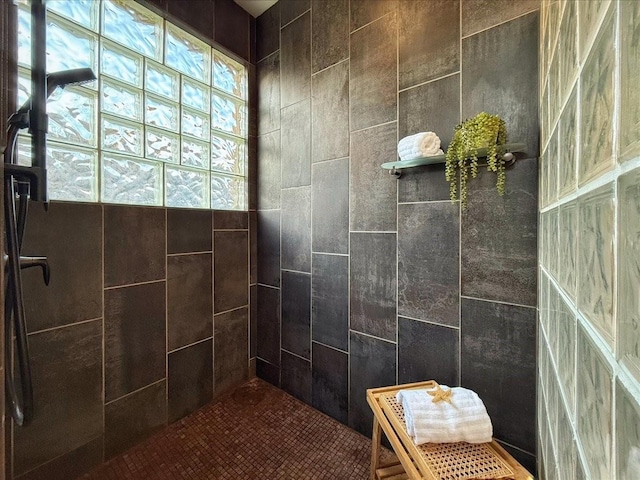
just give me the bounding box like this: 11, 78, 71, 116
396, 385, 493, 445
397, 132, 442, 160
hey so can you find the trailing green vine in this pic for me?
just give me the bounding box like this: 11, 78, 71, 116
445, 112, 508, 208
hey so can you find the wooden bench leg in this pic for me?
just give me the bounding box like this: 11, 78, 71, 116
370, 417, 382, 480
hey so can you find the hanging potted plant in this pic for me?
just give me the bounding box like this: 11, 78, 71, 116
444, 112, 508, 208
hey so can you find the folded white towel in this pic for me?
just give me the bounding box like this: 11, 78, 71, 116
396, 385, 493, 445
397, 132, 442, 160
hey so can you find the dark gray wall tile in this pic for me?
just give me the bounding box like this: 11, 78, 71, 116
257, 285, 281, 366
350, 14, 397, 131
256, 358, 280, 387
350, 0, 396, 32
14, 321, 102, 476
461, 298, 536, 453
249, 62, 258, 137
498, 441, 537, 477
167, 254, 213, 351
312, 254, 349, 352
214, 0, 250, 61
312, 342, 348, 423
250, 210, 257, 283
349, 332, 396, 436
312, 61, 349, 162
281, 187, 311, 272
104, 205, 165, 287
350, 233, 397, 341
167, 0, 213, 39
250, 284, 257, 357
258, 130, 281, 210
167, 208, 212, 254
22, 202, 102, 332
168, 339, 213, 423
311, 0, 348, 73
350, 122, 397, 231
258, 51, 280, 135
257, 2, 279, 61
312, 158, 349, 254
399, 0, 459, 89
280, 0, 309, 26
281, 12, 311, 108
281, 99, 311, 187
398, 317, 459, 386
257, 209, 280, 287
461, 158, 538, 306
248, 134, 258, 210
281, 351, 311, 403
214, 307, 249, 394
462, 0, 539, 37
462, 11, 539, 157
281, 271, 311, 359
105, 381, 167, 459
214, 231, 249, 312
398, 202, 459, 327
105, 282, 166, 402
16, 437, 102, 480
214, 210, 248, 230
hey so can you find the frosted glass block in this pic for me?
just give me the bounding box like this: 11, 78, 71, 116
146, 127, 180, 164
213, 53, 247, 99
211, 174, 245, 210
101, 114, 143, 157
101, 40, 143, 87
556, 399, 576, 479
539, 151, 547, 208
145, 94, 179, 132
47, 86, 97, 147
548, 49, 560, 126
557, 295, 576, 417
548, 285, 559, 362
576, 326, 612, 479
558, 86, 577, 197
211, 134, 245, 175
547, 370, 559, 451
47, 0, 99, 31
578, 0, 611, 60
47, 14, 98, 80
165, 166, 210, 209
181, 107, 210, 141
102, 154, 162, 206
579, 8, 614, 186
165, 23, 211, 84
211, 93, 246, 137
540, 272, 550, 334
558, 201, 577, 300
182, 78, 210, 113
558, 0, 577, 100
616, 381, 640, 480
101, 78, 143, 121
145, 60, 179, 101
17, 68, 30, 108
17, 6, 31, 67
619, 0, 640, 161
181, 138, 210, 170
618, 168, 640, 381
549, 208, 559, 280
577, 183, 615, 345
102, 0, 163, 61
547, 128, 558, 205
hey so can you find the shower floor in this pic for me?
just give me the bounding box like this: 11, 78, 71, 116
82, 378, 384, 479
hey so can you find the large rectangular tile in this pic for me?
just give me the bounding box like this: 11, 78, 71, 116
398, 202, 459, 327
461, 0, 539, 37
256, 358, 280, 387
350, 233, 397, 341
214, 307, 249, 395
280, 12, 310, 108
167, 254, 213, 351
312, 342, 348, 424
281, 351, 311, 404
281, 271, 311, 359
250, 211, 257, 283
167, 208, 212, 254
214, 210, 248, 230
620, 0, 640, 161
462, 12, 539, 158
105, 282, 166, 402
312, 254, 349, 352
257, 209, 280, 287
214, 230, 249, 313
168, 339, 213, 423
350, 122, 397, 231
312, 61, 349, 163
350, 0, 396, 32
398, 0, 459, 89
104, 205, 166, 287
16, 437, 102, 480
350, 14, 397, 131
312, 158, 349, 254
22, 202, 102, 332
256, 3, 279, 61
281, 187, 311, 272
281, 99, 311, 188
257, 285, 280, 366
257, 130, 281, 210
311, 0, 348, 73
349, 332, 396, 436
167, 0, 213, 39
280, 0, 309, 26
250, 284, 257, 357
214, 0, 249, 61
398, 317, 458, 386
258, 51, 280, 135
461, 298, 536, 453
13, 320, 102, 476
461, 157, 538, 306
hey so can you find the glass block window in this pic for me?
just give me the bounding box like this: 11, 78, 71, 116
16, 0, 248, 210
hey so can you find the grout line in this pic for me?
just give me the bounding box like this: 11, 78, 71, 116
103, 278, 165, 291
349, 10, 394, 36
280, 8, 310, 30
281, 268, 311, 276
311, 57, 349, 77
256, 48, 279, 65
458, 0, 463, 389
27, 317, 102, 337
347, 0, 352, 421
349, 329, 397, 345
166, 250, 213, 257
214, 304, 249, 317
104, 378, 167, 407
495, 438, 536, 457
349, 230, 397, 234
312, 340, 349, 356
281, 348, 310, 363
460, 295, 537, 310
397, 314, 460, 331
257, 283, 280, 290
397, 71, 460, 94
311, 155, 349, 166
398, 199, 456, 205
168, 336, 213, 355
460, 7, 540, 40
164, 207, 169, 418
349, 119, 397, 135
311, 251, 349, 257
212, 228, 249, 232
395, 5, 400, 386
101, 204, 106, 462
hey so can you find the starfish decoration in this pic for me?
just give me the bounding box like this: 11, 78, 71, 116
427, 385, 453, 404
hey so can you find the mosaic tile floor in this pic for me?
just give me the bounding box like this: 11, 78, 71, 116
82, 378, 382, 479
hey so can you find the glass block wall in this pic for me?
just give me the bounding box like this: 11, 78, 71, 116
538, 0, 640, 478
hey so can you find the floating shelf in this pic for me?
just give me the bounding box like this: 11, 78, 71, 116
382, 143, 526, 178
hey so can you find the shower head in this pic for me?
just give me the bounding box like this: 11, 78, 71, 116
46, 67, 96, 97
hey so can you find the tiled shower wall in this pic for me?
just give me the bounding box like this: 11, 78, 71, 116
256, 0, 539, 471
538, 0, 640, 478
